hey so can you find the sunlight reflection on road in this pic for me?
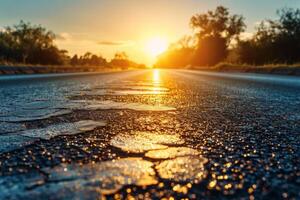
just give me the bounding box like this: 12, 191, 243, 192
153, 69, 161, 85
151, 69, 165, 105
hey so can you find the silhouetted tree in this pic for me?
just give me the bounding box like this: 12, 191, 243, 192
70, 53, 107, 66
0, 21, 68, 65
110, 52, 130, 69
190, 6, 246, 66
70, 54, 79, 65
156, 6, 245, 67
110, 51, 143, 69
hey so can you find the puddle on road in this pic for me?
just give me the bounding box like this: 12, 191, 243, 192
77, 86, 169, 96
109, 131, 208, 187
69, 100, 176, 112
110, 131, 184, 153
0, 120, 106, 153
0, 98, 175, 123
44, 157, 157, 195
123, 86, 169, 91
77, 76, 169, 96
110, 90, 167, 95
156, 156, 208, 183
0, 97, 73, 122
0, 158, 157, 199
21, 120, 106, 140
0, 109, 71, 122
0, 122, 25, 134
0, 71, 171, 123
145, 147, 200, 159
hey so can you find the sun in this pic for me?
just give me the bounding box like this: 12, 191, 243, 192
145, 37, 168, 57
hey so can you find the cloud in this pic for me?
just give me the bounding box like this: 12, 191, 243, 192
56, 33, 135, 47
98, 40, 135, 46
56, 32, 72, 41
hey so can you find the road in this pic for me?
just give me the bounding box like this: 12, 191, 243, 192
0, 70, 299, 199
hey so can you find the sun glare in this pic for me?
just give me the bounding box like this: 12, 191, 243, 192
146, 37, 168, 57
153, 69, 160, 84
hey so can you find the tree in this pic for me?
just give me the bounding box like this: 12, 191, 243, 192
156, 6, 246, 68
70, 53, 107, 66
110, 52, 130, 69
70, 54, 79, 65
235, 8, 300, 64
0, 21, 68, 65
171, 35, 196, 50
89, 54, 107, 66
190, 6, 246, 66
114, 52, 128, 60
110, 52, 142, 69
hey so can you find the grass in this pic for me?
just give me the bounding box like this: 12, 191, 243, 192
0, 64, 124, 75
191, 62, 300, 76
1, 62, 300, 76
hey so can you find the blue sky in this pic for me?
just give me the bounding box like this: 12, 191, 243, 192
0, 0, 299, 64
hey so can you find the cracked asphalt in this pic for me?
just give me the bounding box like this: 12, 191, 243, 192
0, 70, 299, 200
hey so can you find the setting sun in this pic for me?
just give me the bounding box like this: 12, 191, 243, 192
145, 37, 168, 57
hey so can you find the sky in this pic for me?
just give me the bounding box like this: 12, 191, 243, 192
0, 0, 299, 66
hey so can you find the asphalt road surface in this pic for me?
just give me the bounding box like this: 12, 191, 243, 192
0, 70, 299, 200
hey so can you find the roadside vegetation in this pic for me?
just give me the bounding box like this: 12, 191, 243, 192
69, 51, 145, 69
155, 7, 300, 75
0, 21, 68, 66
0, 21, 144, 73
187, 63, 300, 76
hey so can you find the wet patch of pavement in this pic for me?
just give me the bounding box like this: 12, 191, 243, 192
156, 156, 208, 183
0, 120, 106, 153
21, 120, 106, 140
110, 131, 183, 153
72, 100, 176, 112
40, 158, 157, 196
0, 122, 25, 134
145, 147, 200, 159
0, 105, 72, 123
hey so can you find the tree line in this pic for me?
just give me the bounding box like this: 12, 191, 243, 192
0, 21, 144, 69
70, 51, 145, 69
155, 6, 300, 67
0, 21, 68, 65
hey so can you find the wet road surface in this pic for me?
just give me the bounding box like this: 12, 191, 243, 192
0, 70, 299, 199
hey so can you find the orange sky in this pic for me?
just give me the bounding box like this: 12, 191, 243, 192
0, 0, 299, 66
